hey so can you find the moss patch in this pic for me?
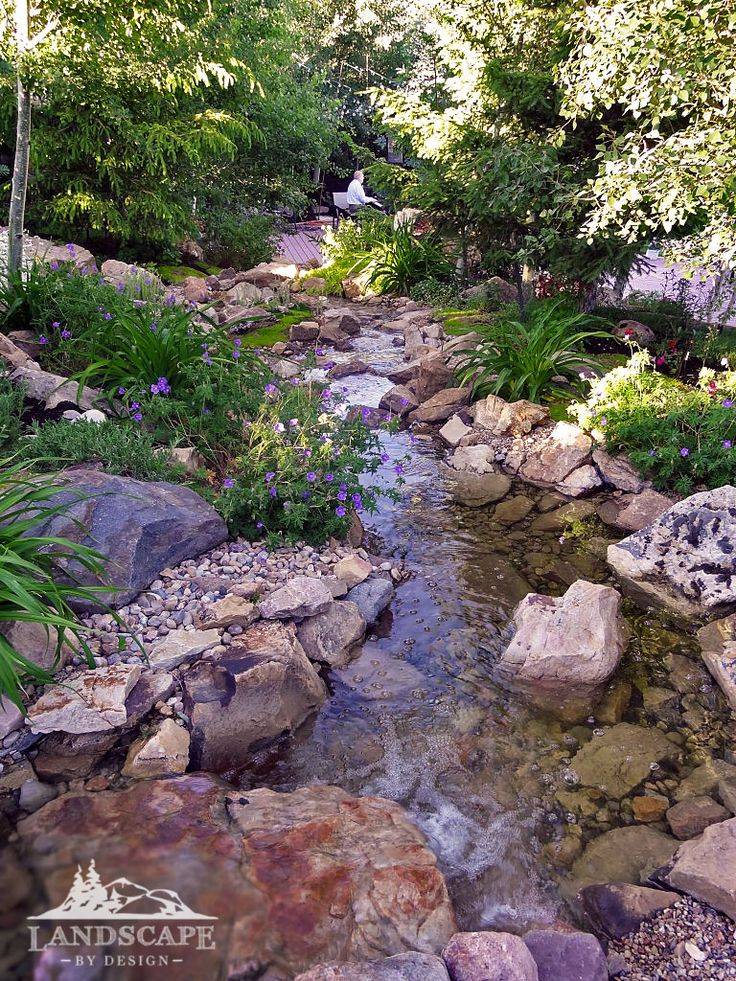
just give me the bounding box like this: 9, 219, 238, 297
239, 307, 313, 349
157, 264, 208, 284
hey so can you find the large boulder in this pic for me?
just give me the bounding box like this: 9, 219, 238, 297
596, 489, 673, 533
577, 882, 679, 941
295, 953, 450, 980
29, 470, 227, 611
667, 817, 736, 921
241, 259, 297, 287
607, 488, 736, 616
379, 385, 419, 418
568, 723, 680, 798
182, 620, 326, 771
519, 423, 592, 487
523, 929, 607, 981
697, 614, 736, 711
413, 352, 453, 402
10, 364, 101, 413
591, 449, 645, 494
296, 600, 366, 667
16, 777, 456, 978
441, 932, 538, 981
495, 581, 628, 722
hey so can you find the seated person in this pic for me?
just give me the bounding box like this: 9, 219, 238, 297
346, 170, 383, 214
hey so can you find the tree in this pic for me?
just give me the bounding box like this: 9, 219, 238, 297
558, 0, 736, 274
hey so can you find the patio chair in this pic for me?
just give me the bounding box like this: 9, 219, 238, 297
331, 192, 350, 229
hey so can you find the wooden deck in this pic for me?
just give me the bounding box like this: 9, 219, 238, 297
276, 222, 326, 265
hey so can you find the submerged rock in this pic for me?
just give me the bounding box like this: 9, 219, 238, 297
183, 621, 326, 771
607, 487, 736, 616
666, 796, 730, 840
16, 776, 456, 978
495, 581, 628, 722
569, 723, 679, 798
566, 826, 678, 896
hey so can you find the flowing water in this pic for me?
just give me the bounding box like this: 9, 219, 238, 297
243, 314, 730, 934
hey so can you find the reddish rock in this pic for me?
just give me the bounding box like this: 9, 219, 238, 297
14, 777, 457, 978
442, 931, 538, 981
666, 796, 730, 840
409, 388, 470, 424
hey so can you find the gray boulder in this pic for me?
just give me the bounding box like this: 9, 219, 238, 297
183, 620, 326, 771
347, 578, 395, 624
295, 953, 450, 980
258, 576, 334, 621
607, 487, 736, 616
29, 470, 227, 611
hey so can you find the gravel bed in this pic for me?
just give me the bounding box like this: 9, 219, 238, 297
610, 897, 736, 979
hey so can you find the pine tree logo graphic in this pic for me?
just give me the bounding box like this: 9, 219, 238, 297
30, 860, 215, 920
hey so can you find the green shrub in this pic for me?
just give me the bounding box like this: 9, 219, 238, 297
409, 278, 460, 307
0, 463, 113, 708
16, 421, 184, 482
212, 381, 401, 543
204, 213, 277, 270
366, 226, 456, 296
0, 378, 25, 450
570, 351, 736, 494
593, 290, 696, 344
457, 300, 609, 403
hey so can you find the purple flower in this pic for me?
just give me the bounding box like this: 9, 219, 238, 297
155, 376, 170, 396
648, 449, 656, 457
234, 338, 242, 347
361, 407, 371, 420
65, 243, 76, 255
60, 329, 71, 340
724, 440, 733, 449
131, 402, 140, 411
269, 486, 278, 498
265, 383, 278, 396
132, 411, 143, 423
202, 351, 213, 366
232, 349, 240, 360
337, 490, 347, 501
289, 418, 299, 428
316, 347, 325, 356
116, 282, 126, 294
265, 472, 275, 482
599, 416, 607, 426
165, 294, 176, 306
49, 261, 59, 271
118, 387, 126, 395
150, 322, 158, 332
273, 422, 285, 433
680, 447, 690, 457
724, 399, 734, 408
222, 477, 235, 489
321, 389, 333, 401
256, 521, 264, 529
380, 453, 390, 463
335, 506, 346, 517
301, 490, 311, 500
103, 311, 112, 321
400, 397, 409, 407
306, 472, 316, 482
324, 473, 334, 482
394, 463, 404, 475
52, 321, 61, 329
39, 335, 48, 345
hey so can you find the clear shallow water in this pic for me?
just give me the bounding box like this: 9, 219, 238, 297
244, 320, 727, 933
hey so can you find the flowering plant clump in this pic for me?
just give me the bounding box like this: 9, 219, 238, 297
214, 380, 404, 543
570, 351, 736, 494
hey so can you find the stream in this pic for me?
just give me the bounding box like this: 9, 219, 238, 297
245, 311, 732, 934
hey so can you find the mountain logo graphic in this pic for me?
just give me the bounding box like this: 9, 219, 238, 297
29, 860, 216, 921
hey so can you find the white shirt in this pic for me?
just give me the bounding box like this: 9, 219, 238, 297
346, 179, 368, 207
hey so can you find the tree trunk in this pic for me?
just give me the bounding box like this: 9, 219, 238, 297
8, 0, 30, 274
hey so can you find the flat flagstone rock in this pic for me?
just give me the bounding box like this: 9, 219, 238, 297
258, 575, 333, 620
607, 487, 736, 616
28, 664, 142, 734
148, 627, 220, 670
408, 387, 470, 423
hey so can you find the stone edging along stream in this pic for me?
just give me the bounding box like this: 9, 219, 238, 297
1, 286, 736, 978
